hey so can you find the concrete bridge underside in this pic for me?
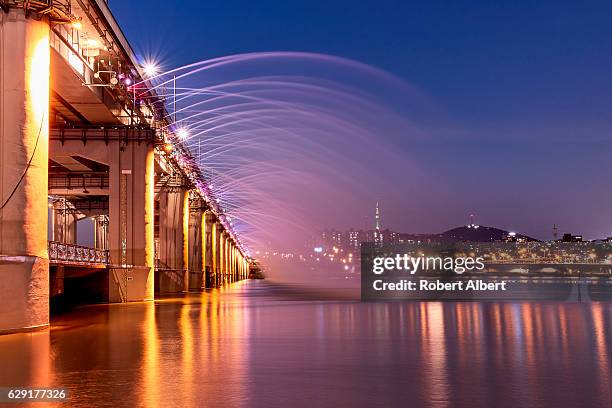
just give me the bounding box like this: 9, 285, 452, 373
0, 3, 250, 334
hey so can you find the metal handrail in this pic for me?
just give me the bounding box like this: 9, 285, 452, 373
48, 241, 109, 265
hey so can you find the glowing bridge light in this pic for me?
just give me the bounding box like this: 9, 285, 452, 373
162, 143, 173, 154
177, 128, 189, 141
143, 62, 158, 77
85, 38, 101, 49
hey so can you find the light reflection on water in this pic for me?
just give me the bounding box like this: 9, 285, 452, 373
0, 280, 611, 407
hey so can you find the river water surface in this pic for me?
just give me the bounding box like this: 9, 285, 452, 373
0, 280, 611, 407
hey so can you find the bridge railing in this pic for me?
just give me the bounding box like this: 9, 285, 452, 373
49, 172, 109, 190
48, 241, 110, 265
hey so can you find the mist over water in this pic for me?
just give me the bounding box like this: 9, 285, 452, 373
144, 52, 447, 281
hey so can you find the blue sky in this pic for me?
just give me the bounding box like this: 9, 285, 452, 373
110, 1, 612, 239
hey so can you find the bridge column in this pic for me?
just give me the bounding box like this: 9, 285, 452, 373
241, 254, 245, 279
93, 215, 109, 250
107, 141, 155, 302
0, 9, 50, 334
157, 187, 189, 293
227, 236, 232, 283
188, 199, 205, 291
239, 251, 243, 279
229, 239, 236, 282
204, 211, 214, 287
211, 220, 219, 287
231, 243, 236, 282
51, 200, 78, 244
219, 230, 225, 285
225, 234, 231, 283
236, 249, 240, 280
210, 217, 219, 288
223, 230, 229, 284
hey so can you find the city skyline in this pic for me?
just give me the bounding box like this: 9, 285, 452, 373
317, 202, 599, 246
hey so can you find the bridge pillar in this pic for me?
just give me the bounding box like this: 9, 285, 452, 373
188, 199, 205, 291
219, 230, 226, 285
203, 212, 215, 287
228, 242, 233, 282
236, 249, 240, 280
231, 242, 236, 282
240, 254, 245, 279
0, 9, 50, 333
93, 215, 109, 250
107, 141, 155, 302
236, 248, 239, 280
224, 233, 230, 283
51, 200, 78, 244
157, 188, 189, 293
228, 237, 233, 282
211, 219, 219, 287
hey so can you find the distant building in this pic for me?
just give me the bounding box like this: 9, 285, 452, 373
321, 228, 344, 251
562, 233, 583, 242
374, 202, 383, 245
347, 229, 360, 251
381, 228, 400, 244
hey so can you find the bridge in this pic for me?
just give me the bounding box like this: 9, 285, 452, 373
0, 1, 250, 334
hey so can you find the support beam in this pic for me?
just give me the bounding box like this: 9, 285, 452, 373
0, 9, 50, 334
51, 200, 78, 244
204, 212, 214, 288
181, 190, 189, 292
93, 215, 109, 250
188, 200, 205, 291
211, 220, 218, 287
231, 243, 236, 282
219, 230, 225, 285
108, 140, 155, 302
157, 187, 189, 293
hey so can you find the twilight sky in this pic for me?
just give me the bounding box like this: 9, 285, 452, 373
110, 1, 612, 242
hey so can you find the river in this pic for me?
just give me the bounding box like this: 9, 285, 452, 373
0, 280, 610, 407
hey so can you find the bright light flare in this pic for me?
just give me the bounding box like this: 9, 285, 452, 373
143, 62, 158, 77
177, 128, 189, 141
163, 143, 174, 153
